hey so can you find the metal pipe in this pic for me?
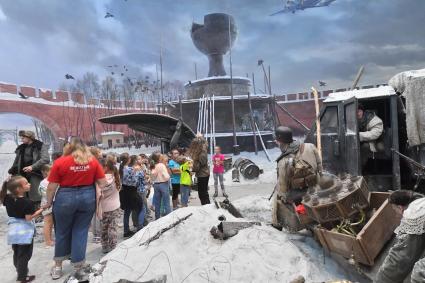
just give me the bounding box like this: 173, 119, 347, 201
250, 73, 259, 155
255, 122, 271, 162
160, 37, 164, 114
179, 95, 183, 120
268, 65, 277, 130
228, 16, 238, 152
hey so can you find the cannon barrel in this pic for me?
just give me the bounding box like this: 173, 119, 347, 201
233, 157, 262, 180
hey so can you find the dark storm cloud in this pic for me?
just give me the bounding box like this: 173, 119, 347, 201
0, 0, 425, 93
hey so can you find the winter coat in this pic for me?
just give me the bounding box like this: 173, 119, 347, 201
375, 198, 425, 283
100, 174, 120, 213
192, 151, 210, 178
359, 114, 383, 153
8, 140, 50, 202
272, 141, 322, 230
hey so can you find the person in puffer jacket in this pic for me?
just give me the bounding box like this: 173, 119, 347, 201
99, 157, 121, 254
357, 103, 383, 167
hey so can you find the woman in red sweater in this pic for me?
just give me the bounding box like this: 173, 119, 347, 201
43, 138, 106, 280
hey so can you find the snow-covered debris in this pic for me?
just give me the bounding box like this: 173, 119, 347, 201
389, 68, 425, 146
89, 200, 349, 283
324, 85, 395, 103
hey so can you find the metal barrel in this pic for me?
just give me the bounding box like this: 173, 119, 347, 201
233, 157, 261, 180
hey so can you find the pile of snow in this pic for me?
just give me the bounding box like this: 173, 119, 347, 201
232, 194, 273, 223
89, 196, 349, 283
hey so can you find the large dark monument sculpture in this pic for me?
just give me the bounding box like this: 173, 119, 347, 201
100, 13, 275, 154
169, 13, 275, 153
191, 13, 237, 77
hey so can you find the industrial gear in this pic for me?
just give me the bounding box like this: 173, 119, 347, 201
275, 126, 294, 144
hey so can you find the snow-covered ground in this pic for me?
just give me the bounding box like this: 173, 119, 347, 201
0, 141, 360, 283
90, 196, 353, 283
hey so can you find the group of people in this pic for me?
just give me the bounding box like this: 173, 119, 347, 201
1, 130, 228, 282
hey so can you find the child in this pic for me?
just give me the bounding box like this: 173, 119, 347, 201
1, 176, 44, 283
212, 146, 227, 198
38, 164, 54, 247
99, 158, 121, 254
179, 157, 193, 207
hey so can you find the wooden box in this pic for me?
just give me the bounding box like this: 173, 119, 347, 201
314, 192, 402, 266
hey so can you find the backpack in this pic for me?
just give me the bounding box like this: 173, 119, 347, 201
291, 144, 317, 187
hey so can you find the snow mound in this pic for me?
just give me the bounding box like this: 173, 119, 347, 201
90, 199, 347, 283
232, 194, 273, 223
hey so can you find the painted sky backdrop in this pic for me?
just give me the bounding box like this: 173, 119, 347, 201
1, 0, 425, 94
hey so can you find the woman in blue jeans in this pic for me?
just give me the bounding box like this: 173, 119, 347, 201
119, 155, 144, 237
43, 138, 106, 280
150, 152, 171, 219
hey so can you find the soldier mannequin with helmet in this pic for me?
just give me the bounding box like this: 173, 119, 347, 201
8, 130, 50, 206
272, 126, 323, 231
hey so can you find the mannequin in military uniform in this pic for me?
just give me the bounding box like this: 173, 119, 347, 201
272, 126, 322, 231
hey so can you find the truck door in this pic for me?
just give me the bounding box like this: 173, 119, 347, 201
318, 104, 341, 174
343, 97, 361, 176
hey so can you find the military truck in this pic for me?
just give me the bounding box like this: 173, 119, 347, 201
303, 70, 425, 281
306, 81, 425, 193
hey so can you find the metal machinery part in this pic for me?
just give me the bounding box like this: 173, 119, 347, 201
210, 221, 261, 240
233, 157, 263, 180
302, 174, 370, 224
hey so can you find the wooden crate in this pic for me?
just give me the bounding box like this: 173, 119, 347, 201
314, 192, 402, 266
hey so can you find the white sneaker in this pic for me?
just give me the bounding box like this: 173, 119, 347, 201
51, 266, 63, 280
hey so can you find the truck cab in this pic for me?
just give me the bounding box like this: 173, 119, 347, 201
306, 86, 416, 192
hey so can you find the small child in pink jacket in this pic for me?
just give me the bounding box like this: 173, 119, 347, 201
99, 157, 121, 254
212, 146, 227, 198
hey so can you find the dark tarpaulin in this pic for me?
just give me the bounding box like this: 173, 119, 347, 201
99, 113, 196, 148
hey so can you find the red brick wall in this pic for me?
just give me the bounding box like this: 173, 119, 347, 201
39, 89, 55, 101
19, 86, 36, 97
70, 92, 85, 104
286, 93, 297, 101
87, 98, 99, 105
322, 90, 333, 97
100, 99, 111, 107
298, 92, 309, 100
55, 91, 69, 102
0, 83, 17, 94
112, 100, 122, 108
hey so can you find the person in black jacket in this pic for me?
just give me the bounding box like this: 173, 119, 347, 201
8, 130, 50, 204
189, 135, 211, 205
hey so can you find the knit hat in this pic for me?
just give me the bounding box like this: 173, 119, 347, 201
18, 130, 36, 140
394, 198, 425, 235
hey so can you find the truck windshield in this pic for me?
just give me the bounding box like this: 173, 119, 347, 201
321, 106, 338, 133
